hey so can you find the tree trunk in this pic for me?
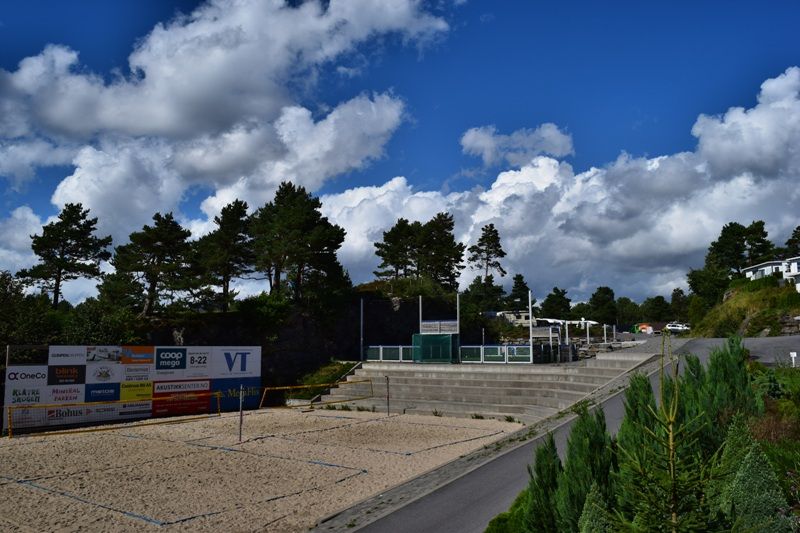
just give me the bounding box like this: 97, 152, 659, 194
222, 274, 230, 313
142, 277, 158, 316
52, 269, 62, 309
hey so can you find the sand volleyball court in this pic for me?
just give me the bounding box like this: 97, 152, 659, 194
0, 409, 518, 532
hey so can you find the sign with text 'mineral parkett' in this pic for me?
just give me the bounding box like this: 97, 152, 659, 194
3, 345, 261, 431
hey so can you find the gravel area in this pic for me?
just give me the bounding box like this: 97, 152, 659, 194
0, 409, 518, 532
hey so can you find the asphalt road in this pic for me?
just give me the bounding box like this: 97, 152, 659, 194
355, 336, 799, 533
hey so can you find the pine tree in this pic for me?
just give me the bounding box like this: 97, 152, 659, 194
578, 483, 613, 533
588, 286, 616, 325
506, 274, 532, 309
113, 212, 193, 316
785, 225, 800, 257
467, 223, 507, 278
612, 343, 718, 532
416, 212, 465, 290
526, 432, 562, 532
17, 203, 112, 308
728, 444, 793, 532
250, 182, 346, 299
744, 220, 775, 266
195, 199, 253, 311
540, 287, 571, 319
707, 414, 754, 518
615, 373, 658, 516
374, 218, 418, 280
555, 403, 613, 532
706, 222, 748, 274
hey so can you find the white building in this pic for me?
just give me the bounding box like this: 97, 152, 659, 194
741, 257, 800, 292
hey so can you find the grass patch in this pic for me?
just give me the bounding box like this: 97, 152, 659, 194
471, 413, 485, 419
287, 360, 356, 400
694, 285, 800, 338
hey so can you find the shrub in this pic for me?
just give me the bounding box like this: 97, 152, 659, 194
728, 444, 793, 532
526, 433, 562, 532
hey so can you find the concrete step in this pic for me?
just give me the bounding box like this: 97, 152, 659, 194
355, 365, 623, 382
318, 396, 559, 424
325, 383, 582, 409
345, 375, 599, 393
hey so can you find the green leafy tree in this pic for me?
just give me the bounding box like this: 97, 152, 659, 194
195, 199, 254, 311
570, 302, 592, 321
61, 298, 142, 345
616, 296, 641, 326
785, 225, 800, 257
578, 483, 613, 533
541, 287, 571, 319
707, 222, 748, 274
462, 275, 506, 313
588, 286, 616, 325
687, 264, 730, 309
640, 295, 672, 322
506, 274, 532, 309
467, 223, 507, 278
526, 432, 562, 532
0, 271, 27, 345
728, 444, 793, 532
744, 220, 775, 266
250, 182, 347, 300
374, 218, 419, 280
113, 212, 193, 316
16, 203, 112, 309
554, 403, 613, 532
416, 212, 465, 290
670, 288, 689, 323
97, 271, 145, 311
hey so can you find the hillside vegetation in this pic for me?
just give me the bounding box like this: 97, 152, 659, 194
692, 276, 800, 338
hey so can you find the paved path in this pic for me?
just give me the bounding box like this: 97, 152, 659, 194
316, 336, 799, 533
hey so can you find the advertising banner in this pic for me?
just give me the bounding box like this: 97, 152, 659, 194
154, 347, 187, 380
120, 381, 152, 401
86, 345, 121, 363
47, 385, 85, 404
209, 347, 261, 379
211, 377, 262, 411
3, 345, 260, 433
85, 383, 120, 403
48, 346, 86, 366
119, 401, 152, 419
123, 364, 151, 382
47, 365, 86, 386
3, 366, 49, 431
152, 380, 210, 416
120, 345, 153, 364
86, 363, 123, 384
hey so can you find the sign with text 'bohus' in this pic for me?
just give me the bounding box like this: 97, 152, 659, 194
3, 346, 261, 432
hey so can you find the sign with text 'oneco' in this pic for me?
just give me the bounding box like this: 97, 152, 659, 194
3, 346, 260, 432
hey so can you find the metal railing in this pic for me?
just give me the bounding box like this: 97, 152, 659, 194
365, 345, 414, 362
460, 345, 533, 364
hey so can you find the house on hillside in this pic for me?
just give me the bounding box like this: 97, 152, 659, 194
741, 257, 800, 292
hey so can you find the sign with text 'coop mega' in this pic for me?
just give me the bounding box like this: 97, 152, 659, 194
3, 345, 261, 432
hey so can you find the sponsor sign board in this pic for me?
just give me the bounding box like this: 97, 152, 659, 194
211, 377, 261, 411
123, 364, 152, 382
3, 346, 260, 432
86, 345, 121, 362
47, 365, 86, 386
86, 363, 123, 384
46, 406, 87, 426
3, 366, 49, 431
85, 383, 120, 403
120, 381, 152, 401
152, 380, 210, 416
210, 347, 261, 379
185, 347, 210, 378
120, 345, 153, 364
47, 385, 84, 404
119, 401, 152, 419
48, 346, 86, 366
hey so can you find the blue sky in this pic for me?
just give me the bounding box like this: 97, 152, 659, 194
1, 0, 800, 303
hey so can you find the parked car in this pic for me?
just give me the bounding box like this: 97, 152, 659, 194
664, 322, 691, 333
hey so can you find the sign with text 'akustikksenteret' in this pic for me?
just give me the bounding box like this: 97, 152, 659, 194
3, 346, 260, 432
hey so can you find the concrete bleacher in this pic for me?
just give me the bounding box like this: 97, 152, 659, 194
319, 344, 658, 424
